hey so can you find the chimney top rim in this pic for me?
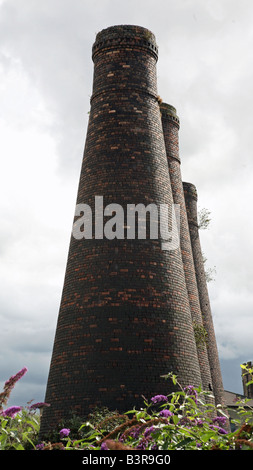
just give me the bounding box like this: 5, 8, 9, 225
183, 181, 198, 200
92, 24, 158, 60
160, 102, 180, 126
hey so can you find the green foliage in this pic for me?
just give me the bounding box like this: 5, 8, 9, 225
202, 251, 217, 283
0, 408, 40, 450
1, 366, 253, 450
241, 363, 253, 387
198, 208, 212, 230
198, 209, 216, 283
193, 322, 208, 348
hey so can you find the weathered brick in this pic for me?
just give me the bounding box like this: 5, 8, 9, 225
40, 25, 223, 437
183, 182, 225, 408
160, 103, 214, 405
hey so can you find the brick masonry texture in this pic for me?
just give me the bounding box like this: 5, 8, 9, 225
160, 103, 214, 405
40, 25, 223, 436
183, 182, 225, 408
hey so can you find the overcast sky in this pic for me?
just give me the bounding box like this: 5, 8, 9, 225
1, 0, 253, 407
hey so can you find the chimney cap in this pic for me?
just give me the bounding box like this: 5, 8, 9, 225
183, 182, 198, 201
160, 102, 180, 127
92, 24, 158, 60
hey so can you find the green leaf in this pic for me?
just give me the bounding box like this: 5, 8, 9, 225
161, 437, 172, 450
199, 430, 217, 443
176, 437, 194, 448
172, 415, 179, 425
136, 411, 147, 421
14, 443, 25, 450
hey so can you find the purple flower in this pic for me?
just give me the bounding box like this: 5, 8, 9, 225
151, 394, 168, 404
159, 409, 173, 418
101, 442, 109, 450
210, 424, 228, 435
4, 368, 28, 389
144, 426, 154, 438
218, 427, 228, 435
212, 416, 227, 426
1, 367, 28, 407
29, 402, 50, 410
184, 385, 198, 404
59, 428, 70, 438
137, 438, 148, 450
36, 443, 45, 450
129, 426, 141, 439
2, 406, 22, 418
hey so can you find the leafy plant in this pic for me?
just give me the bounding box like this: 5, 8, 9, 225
1, 366, 253, 450
0, 367, 49, 450
193, 322, 208, 348
198, 208, 211, 231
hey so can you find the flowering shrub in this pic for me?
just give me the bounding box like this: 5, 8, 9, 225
0, 367, 49, 450
0, 367, 28, 409
1, 367, 253, 450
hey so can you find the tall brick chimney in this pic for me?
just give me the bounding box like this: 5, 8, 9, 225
183, 182, 225, 407
160, 103, 214, 404
40, 25, 202, 436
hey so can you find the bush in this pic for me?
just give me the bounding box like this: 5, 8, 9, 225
0, 367, 45, 449
1, 367, 253, 450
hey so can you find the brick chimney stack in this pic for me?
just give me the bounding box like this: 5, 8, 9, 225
160, 103, 214, 404
183, 182, 225, 407
40, 25, 202, 436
